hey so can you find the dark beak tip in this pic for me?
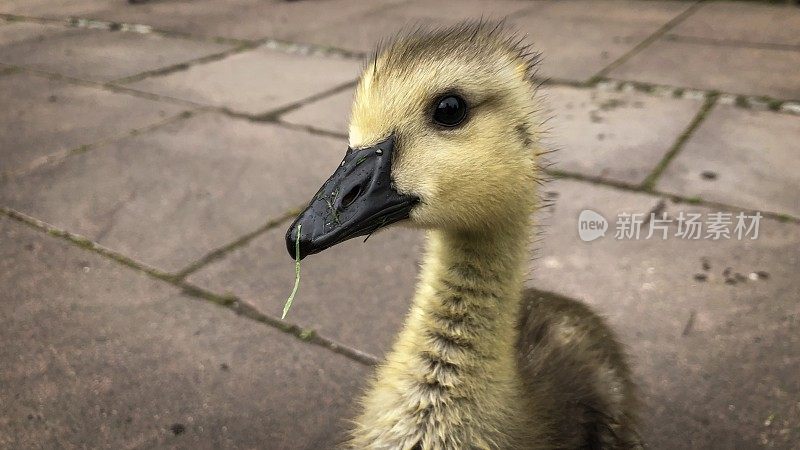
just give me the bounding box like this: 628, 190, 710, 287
285, 225, 300, 260
286, 223, 315, 261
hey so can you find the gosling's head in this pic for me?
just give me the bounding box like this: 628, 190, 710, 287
287, 22, 542, 259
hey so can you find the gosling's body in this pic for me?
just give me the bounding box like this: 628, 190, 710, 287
350, 227, 638, 449
298, 22, 639, 449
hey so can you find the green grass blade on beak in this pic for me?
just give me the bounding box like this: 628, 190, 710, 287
282, 223, 302, 319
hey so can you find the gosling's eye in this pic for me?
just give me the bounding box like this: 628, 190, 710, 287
433, 95, 467, 127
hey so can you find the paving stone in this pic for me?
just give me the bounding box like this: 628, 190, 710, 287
657, 105, 800, 218
609, 38, 800, 100
0, 0, 109, 17
294, 0, 543, 54
511, 0, 694, 81
280, 87, 353, 136
0, 27, 231, 82
126, 47, 361, 115
73, 0, 407, 42
0, 216, 368, 449
0, 71, 184, 175
529, 179, 800, 449
188, 226, 423, 358
294, 12, 445, 56
542, 85, 702, 185
669, 1, 800, 47
0, 22, 66, 47
0, 113, 346, 272
389, 0, 540, 21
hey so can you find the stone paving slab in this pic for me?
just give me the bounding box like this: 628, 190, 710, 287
0, 216, 367, 449
391, 0, 541, 21
298, 0, 690, 83
510, 0, 694, 82
0, 0, 109, 18
669, 1, 800, 47
609, 38, 800, 100
188, 226, 423, 359
68, 0, 407, 42
0, 27, 231, 83
0, 71, 184, 176
289, 0, 542, 54
543, 85, 702, 185
657, 105, 800, 218
0, 21, 66, 47
529, 179, 800, 449
0, 112, 346, 272
280, 87, 353, 136
126, 47, 361, 115
295, 11, 445, 56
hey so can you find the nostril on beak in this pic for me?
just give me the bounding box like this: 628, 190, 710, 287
340, 184, 362, 209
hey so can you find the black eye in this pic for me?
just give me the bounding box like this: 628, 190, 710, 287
433, 95, 467, 127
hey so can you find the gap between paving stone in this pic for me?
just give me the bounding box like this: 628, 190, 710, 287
0, 66, 21, 77
641, 92, 719, 190
0, 13, 249, 47
546, 168, 800, 224
5, 11, 800, 117
1, 63, 360, 133
663, 33, 800, 53
0, 206, 380, 367
274, 120, 349, 141
2, 109, 198, 181
174, 207, 302, 280
596, 78, 800, 114
235, 80, 359, 122
0, 62, 208, 108
590, 0, 706, 82
111, 42, 261, 84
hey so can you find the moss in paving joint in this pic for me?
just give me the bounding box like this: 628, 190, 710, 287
592, 1, 705, 80
664, 33, 800, 53
260, 37, 366, 61
2, 207, 176, 283
173, 207, 302, 281
537, 76, 590, 89
0, 14, 27, 23
0, 66, 21, 77
7, 63, 201, 110
178, 282, 238, 306
298, 329, 316, 341
685, 196, 704, 205
596, 77, 799, 117
0, 206, 380, 367
734, 95, 750, 108
541, 169, 800, 226
10, 109, 198, 179
545, 168, 641, 192
641, 93, 718, 191
763, 97, 783, 111
273, 120, 348, 140
255, 79, 358, 122
114, 44, 255, 85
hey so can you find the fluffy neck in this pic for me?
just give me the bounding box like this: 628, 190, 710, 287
351, 214, 534, 449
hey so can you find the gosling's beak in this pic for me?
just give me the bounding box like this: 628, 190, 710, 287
285, 135, 418, 260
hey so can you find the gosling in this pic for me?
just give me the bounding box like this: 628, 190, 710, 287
286, 22, 640, 450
